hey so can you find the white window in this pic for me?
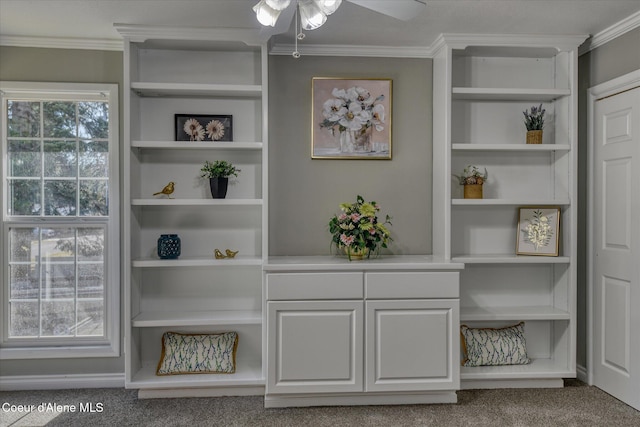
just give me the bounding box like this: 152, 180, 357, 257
1, 82, 119, 359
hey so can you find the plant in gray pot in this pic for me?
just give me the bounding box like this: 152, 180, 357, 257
200, 160, 241, 199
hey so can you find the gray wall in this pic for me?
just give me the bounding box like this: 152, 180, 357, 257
268, 55, 432, 256
575, 27, 640, 372
0, 46, 125, 377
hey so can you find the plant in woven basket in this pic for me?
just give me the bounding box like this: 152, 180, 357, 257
523, 104, 545, 131
454, 165, 488, 185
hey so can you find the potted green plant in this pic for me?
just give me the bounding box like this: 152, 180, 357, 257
328, 195, 392, 261
200, 160, 240, 199
523, 104, 545, 144
454, 165, 488, 199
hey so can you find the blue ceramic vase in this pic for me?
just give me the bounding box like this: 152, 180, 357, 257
157, 234, 181, 259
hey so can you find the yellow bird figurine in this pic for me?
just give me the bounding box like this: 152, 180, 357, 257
225, 249, 239, 258
153, 181, 175, 198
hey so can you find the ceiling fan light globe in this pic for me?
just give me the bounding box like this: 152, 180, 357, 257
298, 0, 327, 30
265, 0, 292, 11
253, 0, 281, 26
316, 0, 342, 15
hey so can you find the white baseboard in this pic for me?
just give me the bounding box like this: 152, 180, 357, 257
576, 364, 589, 384
0, 373, 125, 391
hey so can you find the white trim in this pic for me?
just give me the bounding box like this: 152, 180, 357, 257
0, 35, 123, 51
0, 81, 120, 360
268, 43, 432, 58
0, 373, 124, 390
114, 24, 264, 46
576, 364, 589, 384
587, 68, 640, 385
579, 10, 640, 55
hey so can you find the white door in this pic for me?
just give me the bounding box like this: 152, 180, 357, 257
591, 81, 640, 410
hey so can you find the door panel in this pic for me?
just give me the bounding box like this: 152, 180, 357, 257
365, 299, 459, 392
267, 300, 364, 394
592, 85, 640, 410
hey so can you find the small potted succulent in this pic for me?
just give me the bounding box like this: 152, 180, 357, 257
200, 160, 240, 199
454, 165, 488, 199
523, 104, 545, 144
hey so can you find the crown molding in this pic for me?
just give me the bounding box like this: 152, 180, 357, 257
436, 33, 589, 52
269, 43, 432, 58
579, 10, 640, 55
0, 35, 123, 51
114, 24, 265, 46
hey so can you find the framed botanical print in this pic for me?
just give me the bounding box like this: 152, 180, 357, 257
516, 207, 560, 256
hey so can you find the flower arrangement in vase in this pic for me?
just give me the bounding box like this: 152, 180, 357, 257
454, 165, 488, 199
523, 104, 545, 144
328, 195, 392, 260
319, 86, 386, 153
200, 160, 240, 199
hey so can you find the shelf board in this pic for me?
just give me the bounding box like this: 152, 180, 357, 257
131, 198, 262, 206
131, 82, 262, 98
132, 310, 262, 327
132, 140, 263, 150
452, 199, 570, 206
130, 361, 264, 389
452, 87, 570, 101
460, 358, 572, 379
452, 254, 570, 264
132, 256, 262, 268
461, 306, 571, 321
452, 143, 570, 152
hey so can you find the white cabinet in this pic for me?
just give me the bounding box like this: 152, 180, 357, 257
365, 299, 455, 392
117, 25, 268, 397
268, 300, 364, 394
432, 34, 587, 388
264, 257, 462, 407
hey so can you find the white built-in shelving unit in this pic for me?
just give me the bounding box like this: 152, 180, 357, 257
117, 25, 268, 397
432, 34, 587, 389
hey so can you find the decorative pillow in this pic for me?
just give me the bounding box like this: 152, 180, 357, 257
156, 331, 238, 375
460, 322, 530, 367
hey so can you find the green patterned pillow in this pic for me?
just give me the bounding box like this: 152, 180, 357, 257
460, 322, 531, 367
156, 331, 238, 375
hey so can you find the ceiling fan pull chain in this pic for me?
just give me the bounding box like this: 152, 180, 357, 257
293, 6, 302, 58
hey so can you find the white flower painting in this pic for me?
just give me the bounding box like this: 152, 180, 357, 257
312, 78, 392, 159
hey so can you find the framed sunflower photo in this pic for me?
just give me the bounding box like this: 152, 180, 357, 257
175, 114, 233, 142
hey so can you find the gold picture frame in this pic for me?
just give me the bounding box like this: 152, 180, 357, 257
516, 207, 560, 256
311, 77, 392, 159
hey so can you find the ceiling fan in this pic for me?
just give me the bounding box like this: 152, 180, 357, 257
253, 0, 427, 36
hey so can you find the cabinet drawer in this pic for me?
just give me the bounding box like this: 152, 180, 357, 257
365, 272, 459, 299
267, 273, 363, 300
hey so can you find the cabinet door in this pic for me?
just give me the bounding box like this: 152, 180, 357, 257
267, 301, 363, 394
365, 299, 459, 392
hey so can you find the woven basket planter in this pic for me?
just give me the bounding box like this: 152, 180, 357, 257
526, 130, 543, 144
464, 184, 483, 199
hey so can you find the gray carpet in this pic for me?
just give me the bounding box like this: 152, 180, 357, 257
1, 380, 639, 426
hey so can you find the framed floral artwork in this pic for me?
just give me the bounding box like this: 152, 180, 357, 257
516, 207, 560, 256
312, 78, 392, 159
175, 114, 232, 142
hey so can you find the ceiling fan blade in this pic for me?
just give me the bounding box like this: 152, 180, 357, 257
347, 0, 425, 21
258, 4, 297, 37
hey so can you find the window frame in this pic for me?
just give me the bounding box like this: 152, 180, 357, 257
0, 81, 120, 359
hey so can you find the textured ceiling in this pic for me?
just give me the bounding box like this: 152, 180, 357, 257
1, 0, 639, 50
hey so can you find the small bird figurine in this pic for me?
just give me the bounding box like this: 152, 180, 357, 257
225, 249, 239, 258
153, 182, 175, 198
